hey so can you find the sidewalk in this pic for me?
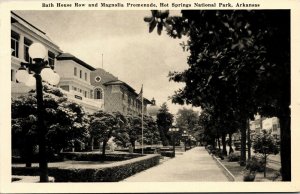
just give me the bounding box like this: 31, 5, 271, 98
123, 147, 229, 182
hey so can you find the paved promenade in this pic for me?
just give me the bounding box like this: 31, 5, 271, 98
124, 147, 229, 182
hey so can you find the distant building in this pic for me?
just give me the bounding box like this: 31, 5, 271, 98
250, 114, 263, 134
250, 114, 280, 139
148, 98, 160, 120
262, 117, 280, 139
90, 68, 151, 115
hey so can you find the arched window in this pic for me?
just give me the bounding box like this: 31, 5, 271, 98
94, 87, 104, 100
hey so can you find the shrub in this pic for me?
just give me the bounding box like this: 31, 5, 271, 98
161, 151, 175, 158
228, 152, 240, 162
206, 145, 213, 151
246, 156, 265, 172
243, 171, 256, 182
210, 148, 224, 160
12, 154, 160, 182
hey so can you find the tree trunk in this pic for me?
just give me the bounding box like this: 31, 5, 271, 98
159, 127, 168, 146
240, 122, 247, 166
25, 144, 32, 167
221, 133, 227, 156
91, 137, 94, 151
279, 114, 291, 181
247, 119, 251, 160
101, 141, 107, 157
131, 141, 135, 151
264, 154, 267, 178
228, 133, 234, 154
217, 137, 221, 150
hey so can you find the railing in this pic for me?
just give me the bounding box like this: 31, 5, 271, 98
62, 90, 104, 110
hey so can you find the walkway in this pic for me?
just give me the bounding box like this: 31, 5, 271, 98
123, 147, 229, 182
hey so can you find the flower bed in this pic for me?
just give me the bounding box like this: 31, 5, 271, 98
12, 154, 160, 182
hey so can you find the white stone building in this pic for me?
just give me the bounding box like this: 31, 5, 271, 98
11, 12, 103, 113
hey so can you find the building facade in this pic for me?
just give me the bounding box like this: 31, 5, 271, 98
11, 12, 62, 95
250, 114, 280, 139
91, 68, 151, 115
11, 12, 151, 115
55, 53, 104, 112
148, 98, 159, 120
11, 12, 103, 113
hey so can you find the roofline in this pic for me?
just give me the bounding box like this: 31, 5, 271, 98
103, 81, 136, 93
103, 80, 152, 104
57, 55, 96, 71
11, 11, 46, 35
11, 11, 63, 53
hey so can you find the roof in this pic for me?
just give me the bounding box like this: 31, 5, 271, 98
56, 53, 96, 71
11, 12, 62, 52
103, 80, 136, 93
103, 80, 152, 104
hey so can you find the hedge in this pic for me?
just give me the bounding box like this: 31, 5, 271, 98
161, 151, 174, 158
60, 152, 141, 161
12, 154, 160, 182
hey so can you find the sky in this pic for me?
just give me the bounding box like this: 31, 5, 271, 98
15, 10, 199, 114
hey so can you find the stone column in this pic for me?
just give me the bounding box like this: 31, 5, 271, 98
19, 35, 24, 60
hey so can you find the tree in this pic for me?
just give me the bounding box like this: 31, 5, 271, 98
156, 103, 174, 146
47, 101, 90, 153
144, 10, 290, 180
126, 114, 142, 150
12, 84, 89, 166
113, 127, 130, 148
144, 10, 170, 35
141, 115, 160, 145
176, 108, 199, 133
89, 111, 127, 157
252, 130, 279, 177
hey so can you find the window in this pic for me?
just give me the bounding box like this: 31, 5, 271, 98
79, 89, 82, 93
84, 91, 87, 97
48, 51, 55, 67
95, 76, 101, 82
94, 88, 103, 99
11, 31, 19, 57
272, 124, 278, 132
85, 72, 87, 81
74, 67, 77, 76
90, 90, 93, 98
80, 70, 82, 78
11, 69, 14, 81
60, 85, 69, 91
72, 86, 77, 91
24, 37, 32, 62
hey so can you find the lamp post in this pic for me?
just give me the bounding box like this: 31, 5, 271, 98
188, 134, 193, 149
169, 126, 179, 157
15, 42, 60, 182
182, 130, 188, 152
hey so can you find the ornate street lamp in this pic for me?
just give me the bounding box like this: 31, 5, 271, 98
169, 126, 179, 157
182, 130, 188, 152
15, 42, 60, 182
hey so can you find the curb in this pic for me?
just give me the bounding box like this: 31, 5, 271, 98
212, 155, 235, 182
